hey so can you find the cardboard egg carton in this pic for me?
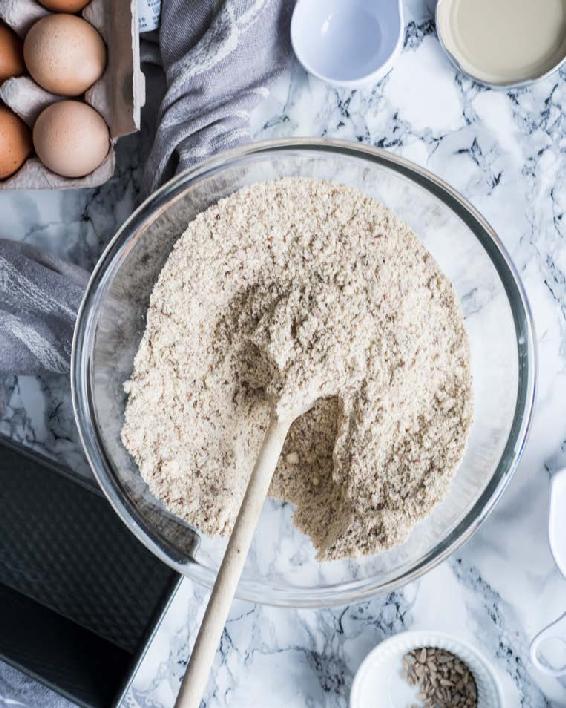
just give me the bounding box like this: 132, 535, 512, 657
0, 0, 144, 189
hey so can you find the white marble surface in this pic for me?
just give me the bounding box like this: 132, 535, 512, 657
2, 0, 566, 705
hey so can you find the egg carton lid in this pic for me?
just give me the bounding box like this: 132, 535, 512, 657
0, 0, 144, 189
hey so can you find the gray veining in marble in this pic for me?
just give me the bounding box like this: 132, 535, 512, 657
2, 0, 566, 705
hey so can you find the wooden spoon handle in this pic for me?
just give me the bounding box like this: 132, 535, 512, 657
175, 415, 292, 708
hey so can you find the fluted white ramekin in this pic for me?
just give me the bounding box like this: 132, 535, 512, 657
350, 630, 503, 708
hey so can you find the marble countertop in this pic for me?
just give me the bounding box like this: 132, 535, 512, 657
1, 0, 566, 706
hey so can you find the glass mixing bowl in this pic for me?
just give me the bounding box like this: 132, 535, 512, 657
71, 139, 535, 607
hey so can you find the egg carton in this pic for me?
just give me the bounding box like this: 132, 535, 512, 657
0, 0, 144, 189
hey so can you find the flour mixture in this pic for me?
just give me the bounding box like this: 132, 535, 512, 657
122, 178, 472, 560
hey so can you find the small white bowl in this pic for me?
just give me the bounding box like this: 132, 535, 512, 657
291, 0, 404, 89
350, 631, 503, 708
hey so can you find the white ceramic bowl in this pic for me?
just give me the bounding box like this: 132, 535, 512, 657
350, 631, 503, 708
291, 0, 404, 88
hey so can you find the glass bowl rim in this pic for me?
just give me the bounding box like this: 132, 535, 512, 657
71, 138, 536, 608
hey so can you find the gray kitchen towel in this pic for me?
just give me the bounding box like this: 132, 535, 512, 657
144, 0, 292, 192
0, 240, 88, 375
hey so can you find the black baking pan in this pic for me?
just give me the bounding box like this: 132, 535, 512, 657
0, 435, 182, 707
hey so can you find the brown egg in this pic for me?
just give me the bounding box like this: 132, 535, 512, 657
0, 106, 32, 180
33, 101, 110, 178
37, 0, 91, 11
0, 23, 25, 82
23, 14, 106, 96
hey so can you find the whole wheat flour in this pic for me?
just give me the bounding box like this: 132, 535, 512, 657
122, 178, 472, 560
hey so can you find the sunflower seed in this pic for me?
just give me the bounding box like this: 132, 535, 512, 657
401, 647, 478, 707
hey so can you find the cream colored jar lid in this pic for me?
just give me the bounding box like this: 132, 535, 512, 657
437, 0, 566, 87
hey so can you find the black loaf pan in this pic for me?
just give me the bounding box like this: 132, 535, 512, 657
0, 434, 182, 707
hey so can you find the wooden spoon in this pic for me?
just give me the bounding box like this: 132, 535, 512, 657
174, 412, 297, 708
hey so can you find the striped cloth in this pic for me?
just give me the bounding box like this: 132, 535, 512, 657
0, 240, 88, 375
144, 0, 292, 192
